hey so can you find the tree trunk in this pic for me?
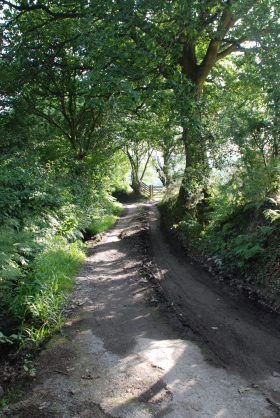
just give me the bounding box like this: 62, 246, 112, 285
174, 127, 193, 214
130, 163, 141, 196
174, 97, 210, 219
131, 179, 142, 196
162, 151, 172, 187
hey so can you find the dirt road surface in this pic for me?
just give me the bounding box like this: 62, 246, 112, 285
5, 203, 280, 417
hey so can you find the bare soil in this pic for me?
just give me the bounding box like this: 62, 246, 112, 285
1, 202, 280, 417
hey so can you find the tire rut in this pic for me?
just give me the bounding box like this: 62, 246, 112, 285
3, 202, 279, 418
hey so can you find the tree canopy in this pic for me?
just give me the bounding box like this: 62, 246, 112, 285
0, 0, 280, 344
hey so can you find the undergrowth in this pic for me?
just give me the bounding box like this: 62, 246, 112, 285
0, 151, 123, 349
112, 186, 150, 203
0, 386, 14, 416
160, 173, 280, 299
198, 205, 280, 293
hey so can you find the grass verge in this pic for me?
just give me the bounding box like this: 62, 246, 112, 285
1, 203, 124, 352
10, 237, 86, 349
85, 202, 123, 237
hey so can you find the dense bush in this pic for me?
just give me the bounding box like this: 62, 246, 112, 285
0, 150, 122, 347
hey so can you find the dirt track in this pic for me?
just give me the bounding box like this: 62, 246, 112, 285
5, 202, 280, 417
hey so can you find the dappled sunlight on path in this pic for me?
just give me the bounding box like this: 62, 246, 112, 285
6, 203, 277, 417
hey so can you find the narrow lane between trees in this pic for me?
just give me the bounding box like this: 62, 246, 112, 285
6, 203, 280, 417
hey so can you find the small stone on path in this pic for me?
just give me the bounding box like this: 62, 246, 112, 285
272, 371, 280, 377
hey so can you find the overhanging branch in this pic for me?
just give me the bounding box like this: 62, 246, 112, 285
0, 1, 83, 18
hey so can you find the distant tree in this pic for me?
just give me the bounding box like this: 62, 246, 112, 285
121, 118, 155, 195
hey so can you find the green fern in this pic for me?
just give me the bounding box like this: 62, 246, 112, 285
263, 209, 280, 223
244, 245, 265, 260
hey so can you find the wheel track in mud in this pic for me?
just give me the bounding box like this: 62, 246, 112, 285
144, 202, 280, 411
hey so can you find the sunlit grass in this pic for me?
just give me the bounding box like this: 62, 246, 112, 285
89, 204, 123, 236
9, 237, 86, 348
34, 237, 85, 291
90, 215, 119, 235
